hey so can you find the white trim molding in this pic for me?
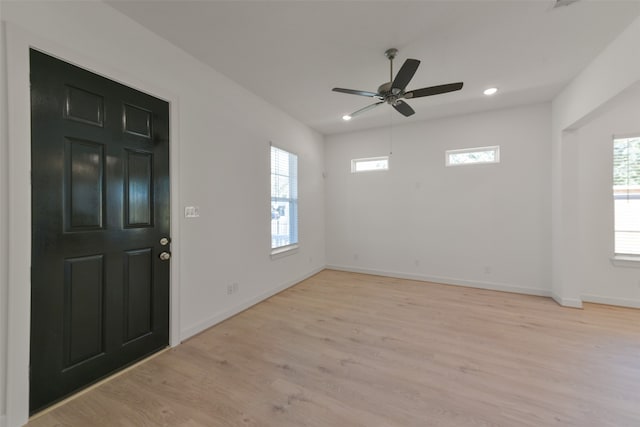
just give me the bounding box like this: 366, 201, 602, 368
180, 267, 324, 339
551, 293, 583, 309
582, 294, 640, 309
610, 255, 640, 268
326, 264, 552, 298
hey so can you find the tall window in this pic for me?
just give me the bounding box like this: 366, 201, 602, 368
613, 136, 640, 255
271, 145, 298, 252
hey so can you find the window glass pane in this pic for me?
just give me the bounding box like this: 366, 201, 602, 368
351, 157, 389, 173
613, 136, 640, 255
271, 146, 298, 250
446, 146, 500, 166
449, 150, 495, 165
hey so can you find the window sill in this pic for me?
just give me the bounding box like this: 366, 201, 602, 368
271, 244, 299, 260
610, 255, 640, 268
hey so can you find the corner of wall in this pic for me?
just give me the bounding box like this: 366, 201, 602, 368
550, 14, 640, 308
551, 293, 583, 309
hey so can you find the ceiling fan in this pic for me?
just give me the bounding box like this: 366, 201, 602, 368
333, 48, 463, 120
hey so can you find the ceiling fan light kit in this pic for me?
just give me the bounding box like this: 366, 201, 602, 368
333, 48, 464, 120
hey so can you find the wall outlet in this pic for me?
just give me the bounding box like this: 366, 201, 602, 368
484, 266, 492, 274
226, 282, 239, 295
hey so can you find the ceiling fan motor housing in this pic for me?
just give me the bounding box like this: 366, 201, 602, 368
378, 82, 392, 93
377, 82, 402, 105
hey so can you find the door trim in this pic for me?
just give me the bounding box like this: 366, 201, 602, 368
5, 23, 182, 426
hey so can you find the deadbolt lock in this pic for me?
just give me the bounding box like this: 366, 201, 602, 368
160, 237, 171, 246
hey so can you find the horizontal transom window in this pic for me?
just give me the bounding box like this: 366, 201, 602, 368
446, 146, 500, 166
351, 156, 389, 173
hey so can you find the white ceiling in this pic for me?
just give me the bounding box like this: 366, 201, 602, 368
107, 0, 640, 135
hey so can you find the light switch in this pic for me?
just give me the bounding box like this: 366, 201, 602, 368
185, 206, 200, 218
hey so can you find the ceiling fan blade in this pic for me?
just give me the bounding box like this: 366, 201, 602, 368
349, 101, 384, 118
393, 100, 415, 117
404, 82, 464, 99
333, 88, 382, 98
392, 59, 420, 92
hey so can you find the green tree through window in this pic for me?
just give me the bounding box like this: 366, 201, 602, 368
613, 137, 640, 186
271, 146, 298, 251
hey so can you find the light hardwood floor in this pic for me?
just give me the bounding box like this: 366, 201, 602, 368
28, 270, 640, 426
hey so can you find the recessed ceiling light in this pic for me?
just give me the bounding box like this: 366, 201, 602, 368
483, 87, 498, 96
342, 115, 352, 121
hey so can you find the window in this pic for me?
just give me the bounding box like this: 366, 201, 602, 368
613, 136, 640, 255
446, 146, 500, 166
271, 145, 298, 252
351, 156, 389, 173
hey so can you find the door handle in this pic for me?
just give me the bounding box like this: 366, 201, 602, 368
159, 251, 171, 261
160, 237, 171, 246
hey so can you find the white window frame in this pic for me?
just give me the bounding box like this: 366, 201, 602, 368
351, 156, 390, 173
611, 134, 640, 266
270, 145, 299, 257
445, 145, 500, 167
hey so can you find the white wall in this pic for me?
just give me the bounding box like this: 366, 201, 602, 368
325, 104, 552, 296
0, 7, 9, 427
551, 15, 640, 307
576, 88, 640, 307
0, 1, 325, 425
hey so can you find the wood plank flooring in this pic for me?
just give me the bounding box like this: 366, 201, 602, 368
28, 270, 640, 426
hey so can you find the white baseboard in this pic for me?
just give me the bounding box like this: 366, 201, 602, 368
551, 292, 583, 309
582, 294, 640, 309
180, 267, 324, 340
326, 264, 552, 298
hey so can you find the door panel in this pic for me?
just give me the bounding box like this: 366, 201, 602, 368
64, 85, 104, 126
123, 104, 152, 138
66, 138, 106, 230
125, 150, 153, 227
123, 248, 153, 343
63, 255, 105, 368
30, 49, 170, 413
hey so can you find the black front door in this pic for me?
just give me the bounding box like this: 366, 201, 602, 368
30, 50, 171, 413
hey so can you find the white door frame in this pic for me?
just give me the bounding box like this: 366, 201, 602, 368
5, 23, 182, 427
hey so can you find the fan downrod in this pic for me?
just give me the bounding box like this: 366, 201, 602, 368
383, 48, 399, 93
380, 48, 399, 102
